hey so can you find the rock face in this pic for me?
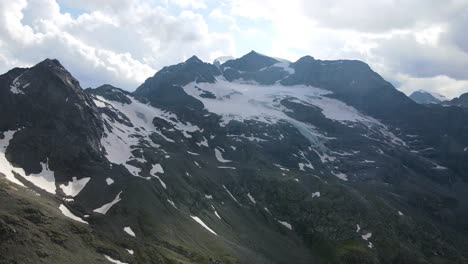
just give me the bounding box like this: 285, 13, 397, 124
0, 59, 103, 178
2, 53, 468, 264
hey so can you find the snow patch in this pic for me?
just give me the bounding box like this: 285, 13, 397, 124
93, 98, 107, 108
106, 178, 114, 185
215, 148, 231, 163
104, 255, 128, 264
218, 166, 236, 169
23, 161, 57, 194
93, 191, 122, 214
314, 150, 336, 163
211, 205, 222, 220
123, 226, 136, 237
278, 220, 292, 230
59, 204, 88, 224
151, 175, 167, 189
167, 199, 177, 209
247, 193, 256, 204
311, 192, 320, 198
298, 151, 314, 171
274, 164, 290, 171
223, 185, 239, 203
332, 171, 348, 181
150, 163, 164, 174
0, 130, 26, 186
190, 216, 217, 235
362, 233, 372, 241
9, 72, 27, 94
196, 137, 209, 147
59, 177, 90, 197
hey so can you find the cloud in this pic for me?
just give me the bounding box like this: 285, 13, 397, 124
0, 0, 235, 90
396, 74, 468, 99
169, 0, 207, 9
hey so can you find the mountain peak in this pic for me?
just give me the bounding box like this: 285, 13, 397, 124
242, 50, 274, 60
246, 50, 259, 55
185, 55, 203, 64
35, 58, 65, 70
223, 50, 278, 72
296, 55, 315, 63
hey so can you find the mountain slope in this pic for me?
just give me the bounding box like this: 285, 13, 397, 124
2, 53, 468, 264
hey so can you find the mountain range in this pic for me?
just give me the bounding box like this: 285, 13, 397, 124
410, 89, 468, 108
1, 51, 468, 264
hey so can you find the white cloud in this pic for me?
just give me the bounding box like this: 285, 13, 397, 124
0, 0, 234, 90
396, 74, 468, 99
169, 0, 207, 9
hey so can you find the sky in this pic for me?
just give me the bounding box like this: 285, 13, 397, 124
1, 0, 468, 98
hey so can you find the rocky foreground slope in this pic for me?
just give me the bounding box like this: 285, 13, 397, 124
2, 52, 468, 264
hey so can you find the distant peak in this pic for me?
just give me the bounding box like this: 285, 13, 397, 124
185, 55, 203, 64
243, 50, 273, 60
93, 84, 128, 94
96, 84, 118, 90
415, 89, 430, 94
296, 55, 315, 63
413, 89, 447, 100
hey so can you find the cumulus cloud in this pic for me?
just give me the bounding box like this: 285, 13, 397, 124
396, 74, 468, 99
0, 0, 234, 90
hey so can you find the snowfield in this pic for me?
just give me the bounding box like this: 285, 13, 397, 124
184, 78, 405, 158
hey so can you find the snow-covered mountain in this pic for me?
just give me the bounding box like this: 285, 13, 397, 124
409, 89, 448, 104
2, 52, 468, 264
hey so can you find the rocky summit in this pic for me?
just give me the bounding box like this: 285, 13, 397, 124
1, 51, 468, 264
